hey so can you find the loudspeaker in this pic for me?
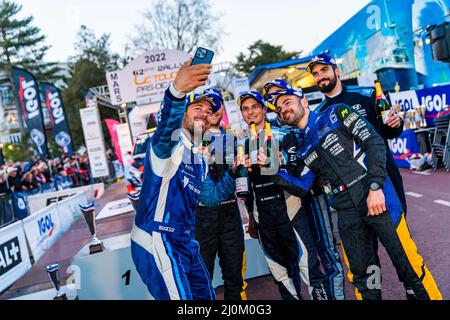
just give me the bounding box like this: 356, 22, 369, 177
429, 22, 450, 62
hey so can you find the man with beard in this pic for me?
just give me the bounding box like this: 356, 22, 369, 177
262, 79, 345, 300
308, 53, 412, 298
308, 54, 406, 213
266, 88, 442, 300
195, 88, 247, 300
131, 61, 236, 300
239, 90, 329, 300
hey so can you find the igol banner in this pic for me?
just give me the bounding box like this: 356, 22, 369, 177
11, 67, 49, 159
40, 82, 73, 155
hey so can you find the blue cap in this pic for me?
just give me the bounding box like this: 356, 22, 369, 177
186, 89, 222, 113
199, 88, 224, 103
237, 90, 266, 108
262, 79, 292, 99
266, 88, 304, 110
307, 53, 337, 73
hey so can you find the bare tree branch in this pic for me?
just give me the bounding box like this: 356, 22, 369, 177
129, 0, 223, 56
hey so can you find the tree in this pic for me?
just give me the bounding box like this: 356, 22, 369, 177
63, 26, 121, 150
0, 0, 60, 82
63, 59, 119, 150
63, 60, 97, 149
130, 0, 223, 55
48, 139, 64, 159
235, 40, 302, 75
72, 25, 121, 72
2, 131, 35, 162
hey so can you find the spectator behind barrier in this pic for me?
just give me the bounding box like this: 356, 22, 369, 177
21, 172, 40, 192
0, 170, 8, 194
7, 167, 22, 192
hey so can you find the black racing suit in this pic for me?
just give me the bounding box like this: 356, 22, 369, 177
285, 104, 441, 300
317, 85, 406, 213
317, 84, 409, 297
245, 127, 328, 300
276, 130, 345, 300
196, 128, 246, 300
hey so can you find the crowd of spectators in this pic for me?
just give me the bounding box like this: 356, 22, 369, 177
0, 154, 92, 195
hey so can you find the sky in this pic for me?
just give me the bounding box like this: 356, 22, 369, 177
16, 0, 371, 66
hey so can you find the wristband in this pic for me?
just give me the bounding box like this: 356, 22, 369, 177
169, 83, 186, 99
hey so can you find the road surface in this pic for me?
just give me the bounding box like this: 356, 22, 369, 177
1, 168, 449, 300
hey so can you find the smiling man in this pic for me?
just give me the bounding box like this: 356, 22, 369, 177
266, 88, 442, 300
262, 79, 345, 300
195, 88, 247, 301
238, 90, 329, 301
130, 61, 236, 300
308, 54, 406, 214
308, 53, 414, 299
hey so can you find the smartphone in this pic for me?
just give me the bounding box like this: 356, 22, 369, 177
191, 47, 215, 65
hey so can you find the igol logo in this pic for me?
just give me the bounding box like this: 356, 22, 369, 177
20, 78, 40, 120
422, 94, 447, 113
388, 138, 408, 155
37, 213, 55, 239
46, 90, 66, 125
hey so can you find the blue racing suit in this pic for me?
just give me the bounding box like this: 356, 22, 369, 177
131, 88, 235, 300
278, 129, 345, 300
245, 127, 329, 300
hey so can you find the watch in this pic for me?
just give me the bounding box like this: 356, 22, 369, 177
370, 182, 381, 191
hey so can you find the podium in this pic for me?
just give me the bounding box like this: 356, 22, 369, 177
71, 234, 152, 300
71, 231, 270, 300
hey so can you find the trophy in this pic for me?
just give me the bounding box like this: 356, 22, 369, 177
126, 191, 140, 212
45, 264, 67, 300
79, 202, 104, 254
408, 109, 417, 129
417, 105, 427, 127
403, 111, 410, 130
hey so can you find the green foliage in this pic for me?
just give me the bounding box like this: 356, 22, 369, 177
0, 0, 61, 82
234, 40, 302, 75
72, 25, 121, 71
62, 26, 121, 150
2, 130, 34, 161
48, 139, 64, 159
62, 59, 118, 150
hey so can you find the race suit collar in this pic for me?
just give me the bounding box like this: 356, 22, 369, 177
302, 110, 318, 136
325, 84, 346, 101
181, 130, 194, 149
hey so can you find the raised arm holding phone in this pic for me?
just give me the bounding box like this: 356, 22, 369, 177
130, 51, 237, 301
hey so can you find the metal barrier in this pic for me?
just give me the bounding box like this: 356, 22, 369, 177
0, 193, 14, 227
431, 114, 450, 171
